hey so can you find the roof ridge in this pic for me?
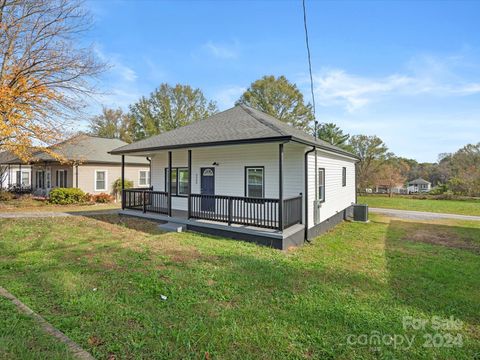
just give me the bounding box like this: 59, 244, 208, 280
239, 104, 289, 136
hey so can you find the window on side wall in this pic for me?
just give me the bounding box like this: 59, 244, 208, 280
139, 170, 150, 186
318, 168, 325, 202
245, 167, 264, 198
95, 170, 107, 191
342, 167, 346, 187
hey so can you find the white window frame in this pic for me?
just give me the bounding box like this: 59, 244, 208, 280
21, 171, 30, 186
318, 168, 325, 202
138, 170, 150, 187
342, 167, 346, 187
94, 170, 108, 192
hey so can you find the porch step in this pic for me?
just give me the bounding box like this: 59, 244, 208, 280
159, 222, 186, 233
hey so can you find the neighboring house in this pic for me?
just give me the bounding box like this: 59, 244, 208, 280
111, 105, 359, 249
0, 152, 32, 190
0, 134, 150, 196
407, 178, 431, 193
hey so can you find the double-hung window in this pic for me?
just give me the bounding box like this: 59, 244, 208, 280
21, 171, 29, 186
318, 168, 325, 202
95, 170, 107, 191
56, 170, 67, 188
342, 167, 346, 187
165, 168, 189, 196
139, 170, 150, 186
245, 167, 264, 198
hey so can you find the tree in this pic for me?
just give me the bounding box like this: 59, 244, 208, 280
236, 75, 314, 131
129, 83, 218, 140
373, 158, 408, 197
0, 0, 104, 161
349, 135, 390, 192
441, 143, 480, 196
317, 123, 350, 149
89, 107, 135, 143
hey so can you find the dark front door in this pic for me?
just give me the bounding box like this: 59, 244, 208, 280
200, 167, 215, 212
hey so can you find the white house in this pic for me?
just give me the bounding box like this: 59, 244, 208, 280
407, 178, 431, 193
0, 152, 32, 191
111, 105, 359, 249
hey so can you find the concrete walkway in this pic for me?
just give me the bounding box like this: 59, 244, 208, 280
0, 209, 119, 218
369, 207, 480, 221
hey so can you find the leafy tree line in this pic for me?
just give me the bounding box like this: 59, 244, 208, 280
88, 75, 316, 142
89, 75, 479, 197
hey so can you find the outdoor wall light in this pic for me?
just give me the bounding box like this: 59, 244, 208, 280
212, 162, 219, 166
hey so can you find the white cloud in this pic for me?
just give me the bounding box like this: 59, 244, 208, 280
311, 55, 480, 112
203, 40, 239, 59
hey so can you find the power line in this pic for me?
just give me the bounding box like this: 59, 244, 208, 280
302, 0, 318, 139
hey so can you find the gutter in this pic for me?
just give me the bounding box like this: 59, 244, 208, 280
304, 146, 316, 242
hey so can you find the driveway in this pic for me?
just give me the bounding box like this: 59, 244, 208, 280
369, 207, 480, 221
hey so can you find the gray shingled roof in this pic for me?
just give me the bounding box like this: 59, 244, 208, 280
408, 178, 431, 185
0, 134, 148, 165
110, 105, 358, 159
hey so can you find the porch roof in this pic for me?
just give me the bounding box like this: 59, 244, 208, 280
110, 105, 359, 160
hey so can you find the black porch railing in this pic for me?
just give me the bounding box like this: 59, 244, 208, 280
123, 189, 168, 215
190, 194, 281, 229
122, 189, 302, 231
283, 195, 303, 228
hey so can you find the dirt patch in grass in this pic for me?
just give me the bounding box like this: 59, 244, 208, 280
402, 225, 480, 254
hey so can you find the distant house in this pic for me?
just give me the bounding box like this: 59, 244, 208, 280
111, 105, 359, 249
407, 178, 431, 193
0, 134, 150, 196
0, 152, 31, 191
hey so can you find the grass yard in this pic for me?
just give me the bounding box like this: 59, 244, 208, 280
0, 196, 120, 213
0, 297, 74, 359
0, 213, 479, 359
358, 195, 480, 216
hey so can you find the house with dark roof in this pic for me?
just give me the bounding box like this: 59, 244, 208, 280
111, 105, 359, 249
407, 178, 431, 193
0, 151, 32, 191
0, 134, 150, 196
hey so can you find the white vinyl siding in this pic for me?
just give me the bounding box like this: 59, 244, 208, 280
307, 150, 356, 228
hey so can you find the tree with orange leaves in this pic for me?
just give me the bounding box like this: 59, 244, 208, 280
0, 0, 104, 162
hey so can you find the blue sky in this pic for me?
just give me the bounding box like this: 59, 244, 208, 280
84, 0, 480, 162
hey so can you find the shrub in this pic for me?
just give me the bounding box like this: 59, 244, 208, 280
49, 188, 87, 205
0, 191, 14, 201
112, 178, 134, 201
92, 193, 114, 203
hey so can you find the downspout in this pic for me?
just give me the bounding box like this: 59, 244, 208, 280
146, 157, 151, 189
304, 146, 316, 242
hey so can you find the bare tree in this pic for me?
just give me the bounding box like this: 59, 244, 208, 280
0, 0, 105, 161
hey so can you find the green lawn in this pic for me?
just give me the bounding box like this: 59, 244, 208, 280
358, 195, 480, 216
0, 297, 74, 359
0, 196, 120, 213
0, 214, 479, 359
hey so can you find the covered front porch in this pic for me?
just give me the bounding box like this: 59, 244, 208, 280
119, 142, 305, 248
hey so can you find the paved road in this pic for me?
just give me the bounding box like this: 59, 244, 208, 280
0, 209, 119, 218
369, 207, 480, 221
